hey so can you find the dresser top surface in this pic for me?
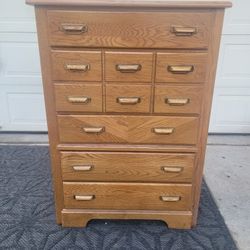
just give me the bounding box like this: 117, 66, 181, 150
26, 0, 232, 8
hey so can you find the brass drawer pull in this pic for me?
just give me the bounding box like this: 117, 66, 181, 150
74, 195, 95, 201
171, 26, 197, 36
116, 64, 142, 73
65, 64, 90, 72
68, 96, 91, 104
168, 65, 194, 74
117, 97, 141, 105
165, 98, 190, 106
161, 166, 183, 173
152, 127, 175, 135
61, 24, 88, 34
73, 165, 93, 171
81, 127, 105, 134
160, 196, 181, 202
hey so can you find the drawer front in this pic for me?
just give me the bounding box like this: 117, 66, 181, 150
51, 50, 102, 81
105, 52, 153, 82
63, 182, 192, 210
55, 83, 103, 112
156, 53, 208, 83
48, 11, 211, 49
61, 152, 195, 183
57, 115, 199, 145
106, 85, 151, 113
154, 85, 203, 114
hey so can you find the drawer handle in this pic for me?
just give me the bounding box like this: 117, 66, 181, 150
61, 24, 88, 34
81, 127, 105, 134
160, 196, 181, 202
171, 26, 197, 36
73, 165, 93, 171
74, 195, 95, 201
68, 96, 91, 104
152, 127, 175, 135
168, 65, 194, 74
65, 64, 90, 72
165, 98, 190, 106
117, 97, 141, 105
116, 64, 142, 73
161, 166, 183, 173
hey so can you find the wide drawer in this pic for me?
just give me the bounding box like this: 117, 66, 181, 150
54, 83, 103, 112
61, 151, 195, 182
57, 115, 199, 145
63, 182, 192, 210
47, 11, 212, 49
106, 84, 151, 113
154, 85, 203, 114
51, 50, 102, 81
105, 52, 153, 82
156, 52, 208, 83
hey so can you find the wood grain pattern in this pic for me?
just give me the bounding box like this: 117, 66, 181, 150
54, 83, 103, 112
156, 52, 208, 83
47, 11, 212, 49
51, 50, 102, 81
63, 182, 192, 210
61, 151, 195, 182
57, 115, 199, 145
61, 209, 193, 229
106, 84, 151, 113
105, 52, 153, 82
154, 84, 204, 114
27, 0, 232, 9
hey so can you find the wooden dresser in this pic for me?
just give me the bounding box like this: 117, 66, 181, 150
27, 0, 231, 229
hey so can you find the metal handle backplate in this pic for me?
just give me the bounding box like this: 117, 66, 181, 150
73, 165, 93, 171
165, 98, 190, 106
116, 64, 142, 73
160, 196, 181, 202
65, 64, 90, 72
74, 195, 95, 201
152, 127, 175, 135
168, 65, 194, 74
161, 166, 184, 173
81, 127, 105, 134
61, 23, 88, 34
117, 97, 141, 105
171, 26, 197, 36
68, 96, 91, 104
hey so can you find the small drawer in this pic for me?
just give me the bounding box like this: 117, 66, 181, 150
48, 11, 211, 49
57, 115, 199, 145
63, 182, 192, 211
105, 52, 153, 82
154, 85, 203, 114
61, 151, 195, 183
156, 52, 208, 83
54, 83, 103, 112
51, 50, 102, 81
106, 85, 151, 113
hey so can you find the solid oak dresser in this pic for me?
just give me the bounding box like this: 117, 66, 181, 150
27, 0, 231, 229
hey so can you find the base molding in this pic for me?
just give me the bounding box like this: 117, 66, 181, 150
61, 209, 193, 229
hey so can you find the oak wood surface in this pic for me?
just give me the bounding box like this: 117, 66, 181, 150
57, 115, 199, 145
61, 151, 195, 182
47, 11, 212, 49
63, 182, 192, 210
51, 50, 102, 81
54, 83, 103, 112
106, 84, 151, 113
27, 0, 232, 9
61, 209, 193, 228
156, 52, 208, 83
154, 84, 204, 114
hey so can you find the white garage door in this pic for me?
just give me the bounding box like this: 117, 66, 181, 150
0, 0, 249, 133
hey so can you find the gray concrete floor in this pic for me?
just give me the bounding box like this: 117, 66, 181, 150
0, 133, 249, 249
